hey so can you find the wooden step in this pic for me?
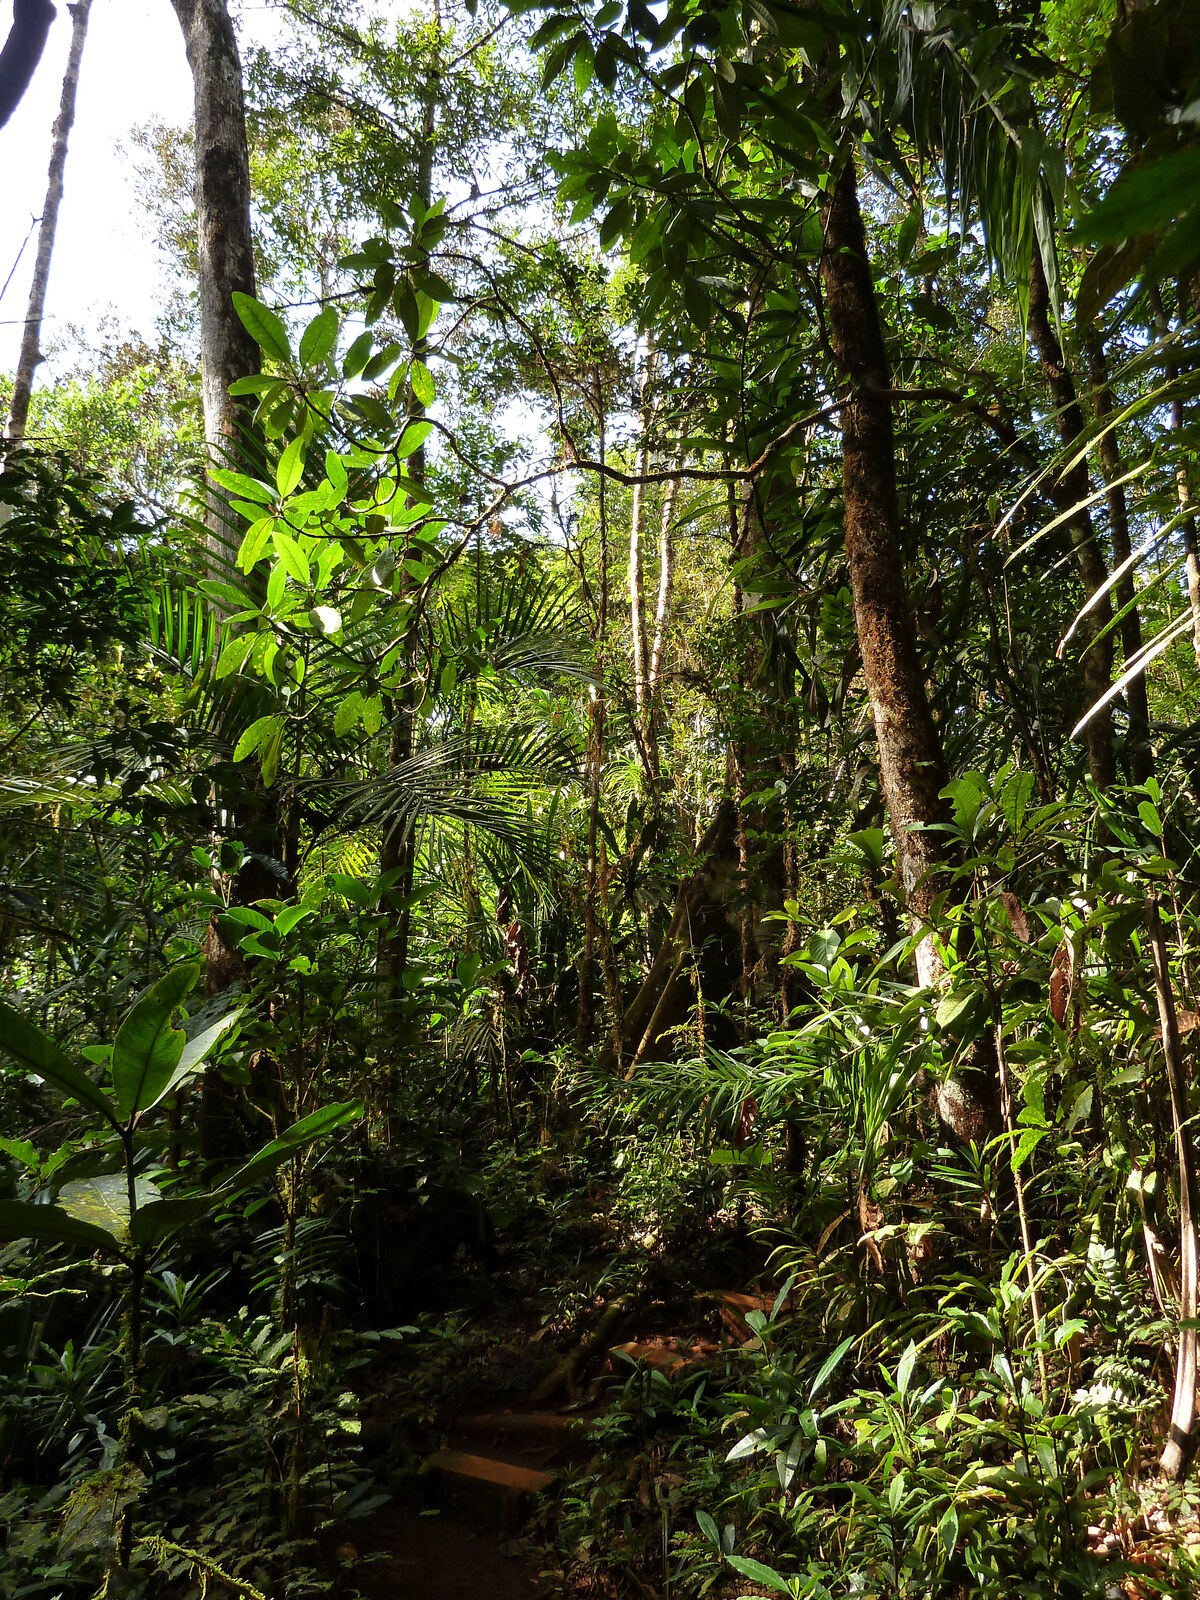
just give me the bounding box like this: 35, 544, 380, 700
455, 1410, 589, 1441
424, 1449, 555, 1496
609, 1336, 720, 1374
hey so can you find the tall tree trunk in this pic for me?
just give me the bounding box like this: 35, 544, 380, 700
171, 0, 273, 1158
0, 0, 57, 131
820, 153, 997, 1142
378, 0, 440, 994
628, 336, 655, 754
820, 155, 949, 939
169, 0, 258, 568
578, 366, 609, 1048
1148, 895, 1200, 1480
1027, 250, 1116, 789
5, 0, 90, 446
1149, 286, 1200, 677
1086, 337, 1153, 782
644, 457, 679, 778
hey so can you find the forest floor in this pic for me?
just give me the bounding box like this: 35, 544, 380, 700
338, 1154, 771, 1600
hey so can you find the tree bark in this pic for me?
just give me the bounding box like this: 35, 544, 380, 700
820, 153, 999, 1142
378, 0, 440, 994
1026, 250, 1116, 790
5, 0, 90, 446
1148, 895, 1199, 1480
1086, 337, 1153, 782
644, 457, 679, 779
628, 336, 655, 748
169, 0, 258, 567
819, 156, 949, 935
596, 800, 740, 1073
0, 0, 56, 131
1149, 286, 1200, 678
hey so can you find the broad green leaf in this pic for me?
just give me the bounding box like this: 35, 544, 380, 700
148, 1010, 242, 1113
725, 1554, 791, 1595
895, 1340, 917, 1398
397, 420, 433, 459
111, 965, 199, 1120
299, 305, 339, 367
233, 715, 282, 764
696, 1510, 720, 1548
129, 1194, 221, 1249
0, 1137, 38, 1171
277, 435, 307, 497
59, 1174, 157, 1240
809, 1334, 855, 1401
232, 291, 292, 364
334, 691, 364, 737
219, 1101, 362, 1196
272, 529, 310, 586
938, 1503, 959, 1560
274, 906, 314, 937
362, 694, 383, 736
0, 1198, 121, 1255
725, 1427, 770, 1461
343, 330, 373, 378
209, 468, 275, 505
410, 359, 435, 407
0, 1001, 117, 1123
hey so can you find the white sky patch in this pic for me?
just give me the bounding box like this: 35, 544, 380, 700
0, 0, 298, 366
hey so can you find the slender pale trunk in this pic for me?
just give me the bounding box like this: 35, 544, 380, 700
5, 0, 91, 446
821, 153, 997, 1141
170, 0, 258, 568
643, 459, 679, 777
1149, 287, 1200, 677
1027, 250, 1116, 789
578, 367, 608, 1048
628, 337, 655, 740
1086, 338, 1153, 781
1148, 895, 1199, 1480
379, 0, 440, 992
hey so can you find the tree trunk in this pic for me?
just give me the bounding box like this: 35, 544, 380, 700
1148, 895, 1199, 1480
578, 366, 610, 1049
1026, 250, 1116, 789
1149, 286, 1200, 678
1086, 338, 1153, 782
169, 0, 258, 568
820, 153, 998, 1142
820, 156, 950, 935
5, 0, 91, 446
596, 800, 740, 1073
378, 0, 439, 994
628, 337, 655, 752
643, 458, 678, 781
0, 0, 57, 130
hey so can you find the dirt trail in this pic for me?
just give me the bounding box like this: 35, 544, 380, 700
353, 1503, 543, 1600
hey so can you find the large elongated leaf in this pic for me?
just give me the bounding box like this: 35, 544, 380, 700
140, 1009, 243, 1117
0, 1198, 121, 1255
111, 965, 200, 1121
58, 1174, 158, 1242
0, 1001, 117, 1124
129, 1195, 222, 1248
218, 1101, 362, 1195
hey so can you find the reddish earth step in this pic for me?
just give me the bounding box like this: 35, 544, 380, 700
424, 1449, 556, 1496
456, 1410, 588, 1440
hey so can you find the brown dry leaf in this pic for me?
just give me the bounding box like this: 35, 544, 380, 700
858, 1188, 885, 1273
1049, 941, 1072, 1028
734, 1094, 760, 1148
999, 890, 1031, 944
1177, 1010, 1200, 1035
